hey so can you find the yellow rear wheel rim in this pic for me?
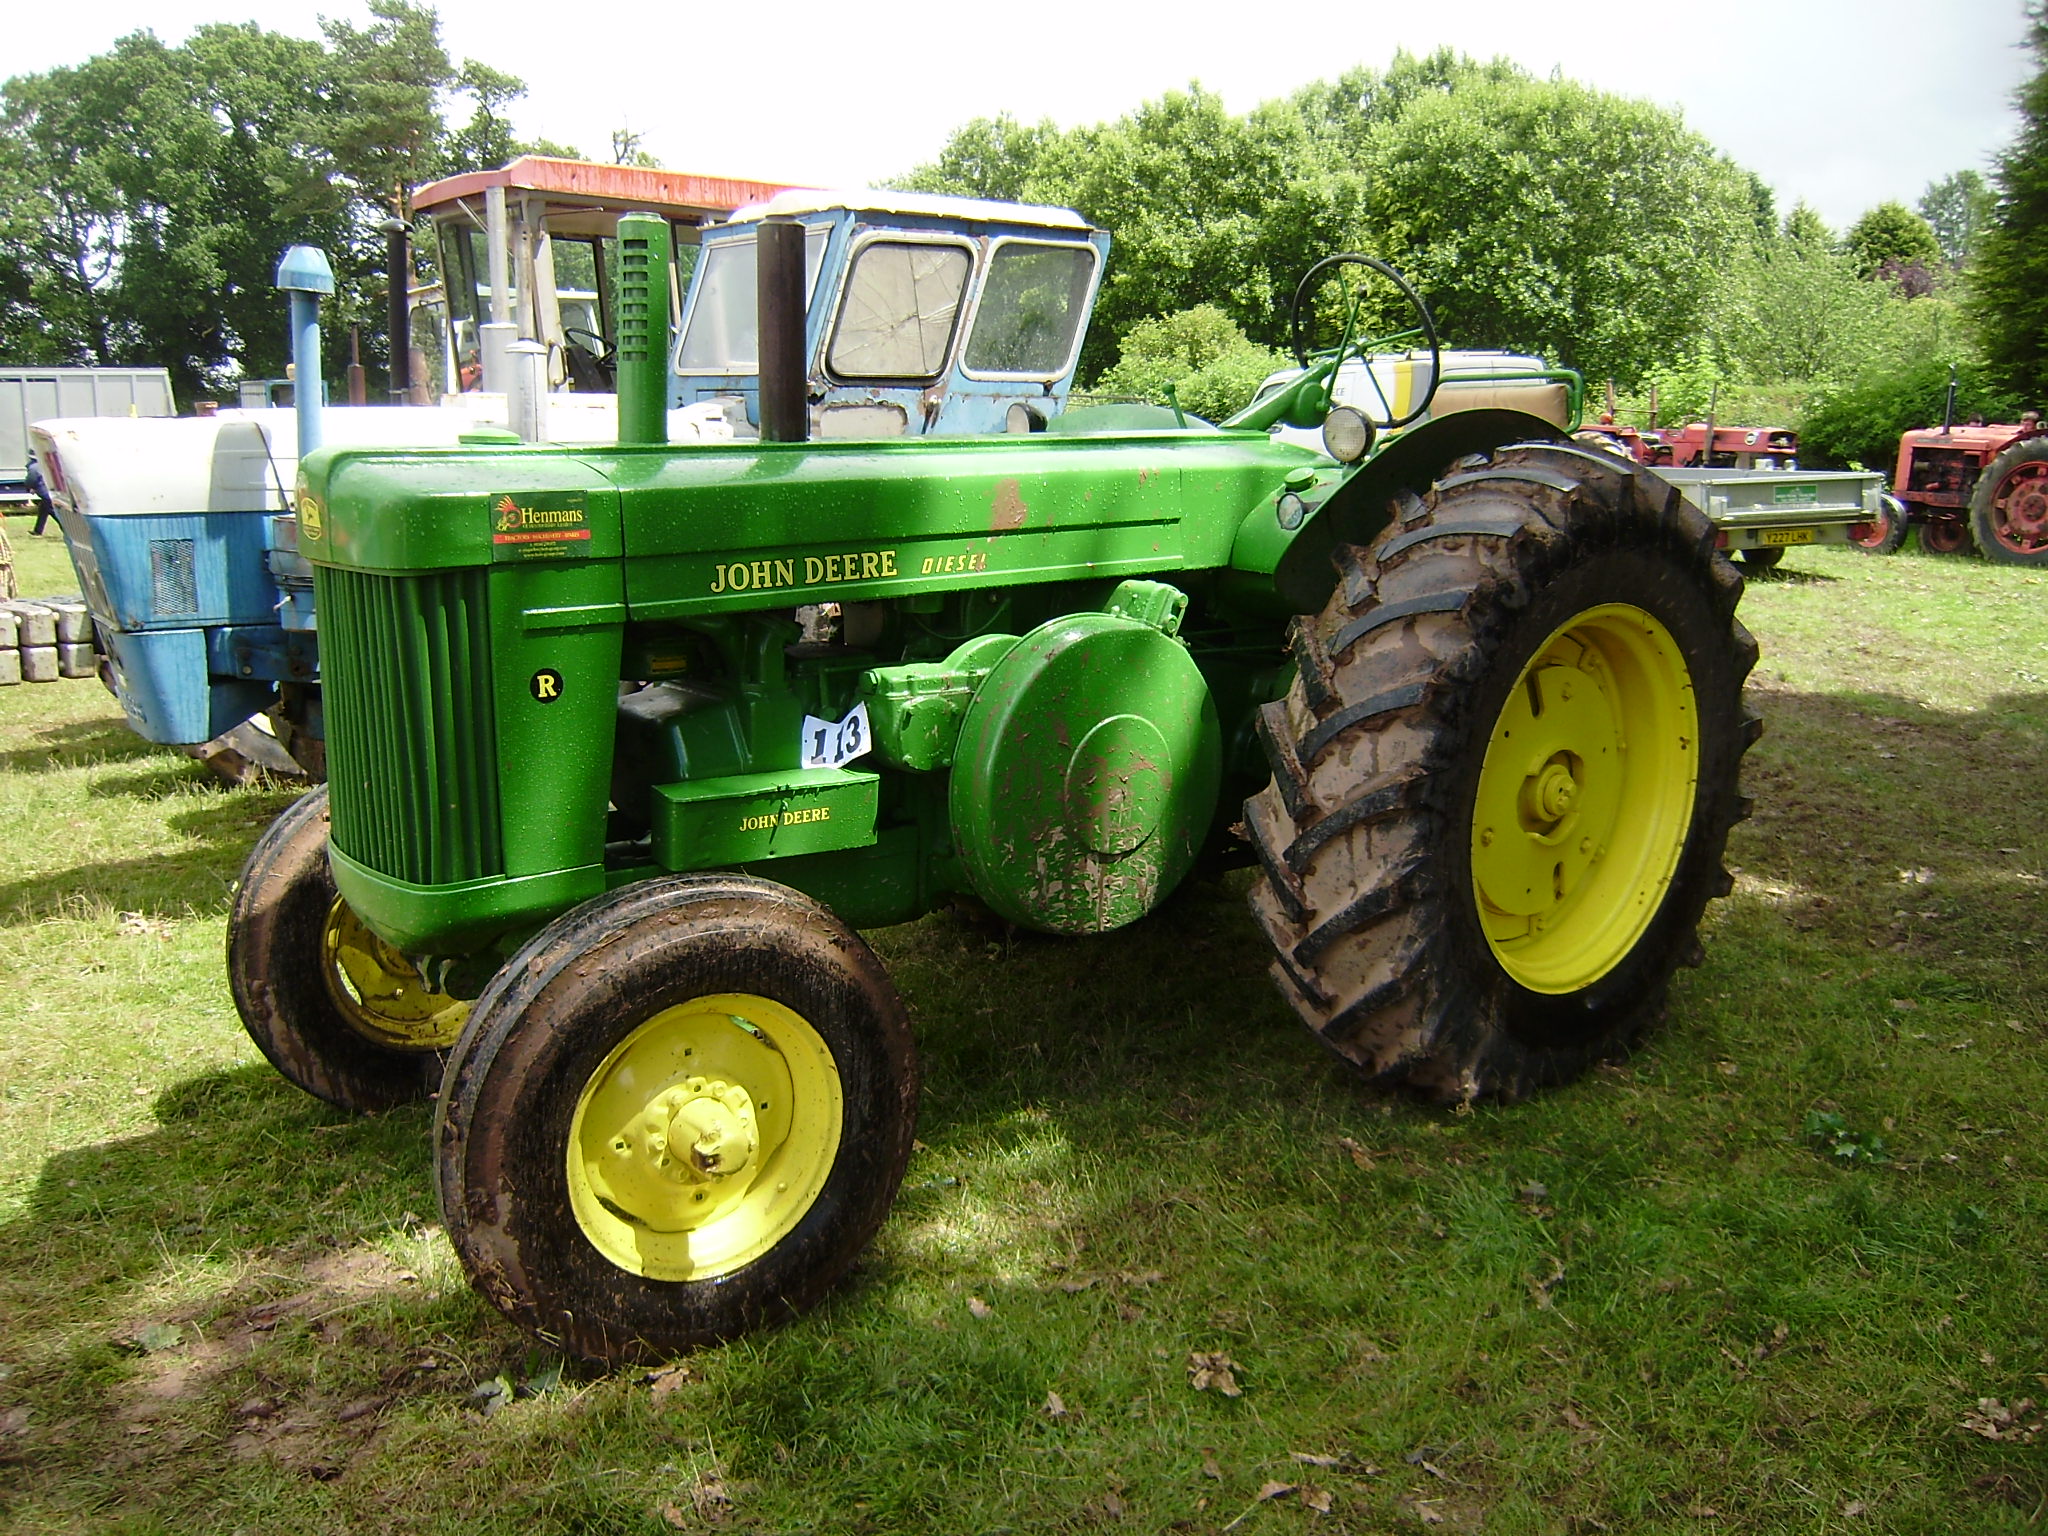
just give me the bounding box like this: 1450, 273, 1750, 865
322, 900, 468, 1050
567, 994, 843, 1281
1470, 604, 1698, 993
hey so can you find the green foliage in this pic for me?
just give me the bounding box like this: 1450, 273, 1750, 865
0, 2, 560, 402
1355, 76, 1748, 383
1920, 169, 1996, 269
1797, 355, 2021, 470
1093, 304, 1287, 422
1801, 1111, 1889, 1166
1710, 242, 1898, 385
903, 53, 1754, 391
1969, 7, 2048, 394
1781, 200, 1834, 252
1842, 201, 1942, 280
896, 114, 1060, 203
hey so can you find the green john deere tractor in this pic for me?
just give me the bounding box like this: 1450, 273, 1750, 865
228, 217, 1758, 1362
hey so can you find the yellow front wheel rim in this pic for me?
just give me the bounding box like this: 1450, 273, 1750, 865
1470, 604, 1698, 993
567, 994, 843, 1281
322, 900, 469, 1050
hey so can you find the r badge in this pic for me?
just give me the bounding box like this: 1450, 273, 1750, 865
530, 668, 564, 703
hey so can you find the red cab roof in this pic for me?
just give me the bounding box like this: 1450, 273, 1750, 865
412, 156, 802, 221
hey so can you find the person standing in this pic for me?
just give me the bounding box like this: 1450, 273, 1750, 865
26, 450, 54, 535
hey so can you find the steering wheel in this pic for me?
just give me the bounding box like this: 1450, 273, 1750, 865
563, 326, 616, 366
1288, 254, 1441, 430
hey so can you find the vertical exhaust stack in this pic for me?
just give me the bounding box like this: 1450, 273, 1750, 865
616, 211, 673, 447
758, 216, 808, 443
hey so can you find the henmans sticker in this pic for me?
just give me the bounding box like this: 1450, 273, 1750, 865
492, 491, 590, 560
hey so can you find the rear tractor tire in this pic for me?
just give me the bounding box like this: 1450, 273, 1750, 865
435, 873, 918, 1364
1969, 437, 2048, 565
227, 787, 468, 1112
1245, 442, 1759, 1101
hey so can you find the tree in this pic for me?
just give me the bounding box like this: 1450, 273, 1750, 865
1355, 75, 1750, 383
897, 114, 1059, 203
1842, 201, 1942, 279
1970, 5, 2048, 395
1919, 169, 1996, 268
0, 3, 558, 402
1783, 201, 1833, 251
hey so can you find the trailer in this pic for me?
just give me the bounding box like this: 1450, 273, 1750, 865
1, 367, 172, 501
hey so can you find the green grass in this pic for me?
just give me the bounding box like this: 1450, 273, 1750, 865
2, 514, 2045, 1534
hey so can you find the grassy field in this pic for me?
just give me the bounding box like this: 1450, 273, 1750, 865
1, 516, 2044, 1535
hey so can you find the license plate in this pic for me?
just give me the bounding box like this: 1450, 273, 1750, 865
1759, 527, 1817, 546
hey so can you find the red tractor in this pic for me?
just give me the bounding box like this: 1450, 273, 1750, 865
1576, 417, 1800, 471
1891, 416, 2048, 563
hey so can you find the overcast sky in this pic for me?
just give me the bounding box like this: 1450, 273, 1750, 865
8, 0, 2035, 232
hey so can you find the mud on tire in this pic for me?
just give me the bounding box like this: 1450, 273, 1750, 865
1245, 442, 1760, 1101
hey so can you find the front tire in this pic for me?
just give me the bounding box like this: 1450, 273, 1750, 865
1849, 494, 1909, 554
227, 787, 465, 1112
435, 873, 918, 1364
1921, 515, 1972, 556
1970, 437, 2048, 565
1245, 443, 1759, 1100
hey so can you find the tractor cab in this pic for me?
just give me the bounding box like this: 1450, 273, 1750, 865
412, 157, 795, 400
670, 190, 1110, 437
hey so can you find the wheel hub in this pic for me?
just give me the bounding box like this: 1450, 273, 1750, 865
322, 900, 467, 1050
2004, 482, 2048, 539
567, 996, 842, 1279
656, 1078, 759, 1181
1526, 758, 1581, 824
1471, 607, 1698, 993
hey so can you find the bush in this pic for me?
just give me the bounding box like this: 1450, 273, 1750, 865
1094, 305, 1289, 423
1798, 358, 2023, 470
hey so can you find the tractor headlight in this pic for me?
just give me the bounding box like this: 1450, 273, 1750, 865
1322, 405, 1375, 464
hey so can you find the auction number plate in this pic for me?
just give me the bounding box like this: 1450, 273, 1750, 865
1759, 527, 1817, 546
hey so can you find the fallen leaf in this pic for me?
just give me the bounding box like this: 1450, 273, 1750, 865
1961, 1398, 2043, 1442
334, 1396, 386, 1424
1255, 1480, 1296, 1502
1290, 1451, 1341, 1467
661, 1504, 688, 1528
646, 1363, 698, 1404
1044, 1391, 1070, 1419
1336, 1137, 1375, 1169
1202, 1451, 1223, 1480
1528, 1256, 1566, 1308
135, 1323, 183, 1353
1187, 1351, 1243, 1397
1842, 1499, 1869, 1517
1058, 1277, 1097, 1294
1303, 1485, 1333, 1514
1889, 998, 1917, 1011
470, 1375, 512, 1415
1562, 1406, 1597, 1434
968, 1296, 993, 1319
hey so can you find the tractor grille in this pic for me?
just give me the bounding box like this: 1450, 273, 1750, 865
319, 566, 504, 885
149, 539, 198, 617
